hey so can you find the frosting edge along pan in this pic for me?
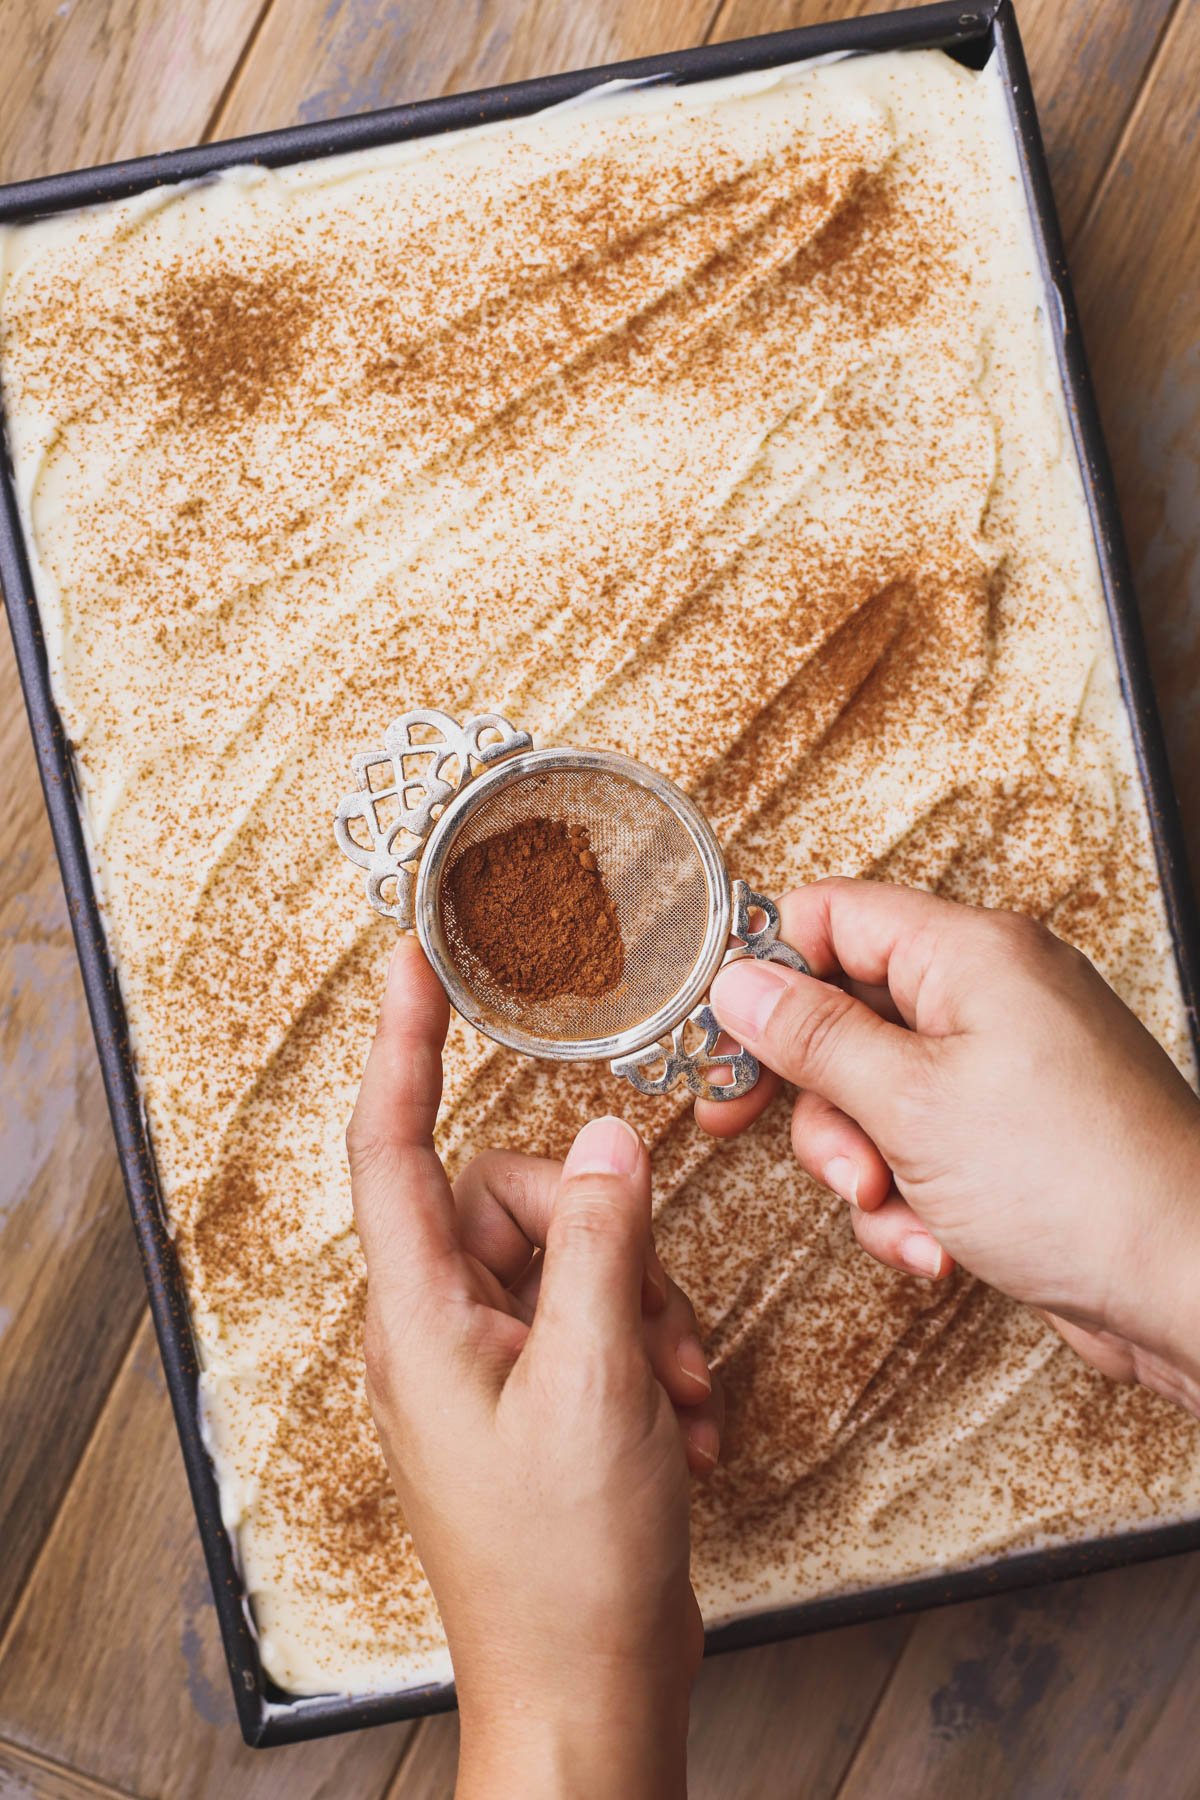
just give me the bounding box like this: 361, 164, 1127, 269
1, 0, 1197, 1750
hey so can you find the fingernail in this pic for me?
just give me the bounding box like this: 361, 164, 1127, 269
687, 1417, 721, 1468
676, 1333, 712, 1394
824, 1156, 859, 1207
566, 1116, 641, 1178
711, 959, 792, 1041
900, 1232, 944, 1279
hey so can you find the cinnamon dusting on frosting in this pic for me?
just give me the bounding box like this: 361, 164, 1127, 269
160, 263, 320, 422
1, 50, 1196, 1697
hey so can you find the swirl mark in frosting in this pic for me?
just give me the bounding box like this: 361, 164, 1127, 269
1, 48, 1197, 1696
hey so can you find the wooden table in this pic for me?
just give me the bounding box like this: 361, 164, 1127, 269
1, 2, 1197, 1794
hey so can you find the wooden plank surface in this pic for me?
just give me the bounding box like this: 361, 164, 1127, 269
0, 1, 1197, 1796
0, 0, 272, 1641
0, 0, 268, 183
828, 11, 1200, 1778
838, 1554, 1200, 1799
709, 0, 1177, 245
0, 1741, 134, 1800
0, 1319, 415, 1797
216, 0, 722, 138
687, 1624, 915, 1799
1071, 0, 1200, 866
0, 803, 142, 1630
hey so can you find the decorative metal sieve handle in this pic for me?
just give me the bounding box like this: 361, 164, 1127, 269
334, 708, 807, 1105
334, 708, 532, 926
609, 882, 809, 1103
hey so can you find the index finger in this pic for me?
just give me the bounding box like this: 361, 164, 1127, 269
774, 878, 978, 1028
696, 878, 961, 1138
346, 935, 461, 1304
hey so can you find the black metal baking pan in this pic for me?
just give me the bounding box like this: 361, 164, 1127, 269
2, 0, 1197, 1749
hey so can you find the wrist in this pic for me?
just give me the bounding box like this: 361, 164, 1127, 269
1107, 1112, 1200, 1412
456, 1671, 691, 1800
1125, 1342, 1200, 1419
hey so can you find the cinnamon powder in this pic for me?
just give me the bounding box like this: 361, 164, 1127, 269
445, 817, 624, 1003
9, 57, 1192, 1686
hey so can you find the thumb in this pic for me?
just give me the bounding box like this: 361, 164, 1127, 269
710, 957, 917, 1138
532, 1116, 651, 1354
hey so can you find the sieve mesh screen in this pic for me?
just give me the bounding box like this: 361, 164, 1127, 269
435, 767, 712, 1048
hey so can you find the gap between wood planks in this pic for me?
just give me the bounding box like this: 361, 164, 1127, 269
0, 1733, 142, 1800
0, 0, 743, 1783
203, 0, 281, 144
828, 1622, 918, 1798
827, 12, 1190, 1781
707, 0, 736, 39
1073, 0, 1185, 244
0, 0, 287, 1687
6, 0, 1183, 1785
0, 1311, 147, 1667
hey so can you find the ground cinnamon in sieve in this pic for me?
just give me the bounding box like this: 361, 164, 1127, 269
445, 817, 624, 1002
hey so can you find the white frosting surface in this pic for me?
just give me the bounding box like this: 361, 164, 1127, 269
2, 48, 1197, 1699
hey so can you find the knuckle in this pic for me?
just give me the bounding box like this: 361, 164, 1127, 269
790, 1084, 834, 1136
849, 1206, 879, 1260
789, 1091, 833, 1167
559, 1340, 649, 1411
462, 1146, 503, 1194
362, 1310, 396, 1411
813, 874, 857, 901
988, 909, 1056, 963
775, 985, 858, 1081
492, 1151, 545, 1216
883, 1040, 940, 1132
774, 882, 806, 930
673, 1286, 701, 1339
345, 1115, 386, 1176
655, 1284, 699, 1346
553, 1182, 632, 1250
401, 1038, 444, 1105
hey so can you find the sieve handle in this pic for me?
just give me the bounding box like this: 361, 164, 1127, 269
334, 708, 532, 925
610, 884, 809, 1102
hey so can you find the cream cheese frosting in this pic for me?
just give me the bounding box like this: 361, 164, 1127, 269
2, 46, 1198, 1698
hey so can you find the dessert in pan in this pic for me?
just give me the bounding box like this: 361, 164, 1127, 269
334, 713, 810, 1096
2, 41, 1198, 1706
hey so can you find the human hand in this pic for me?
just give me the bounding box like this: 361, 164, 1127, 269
347, 938, 723, 1800
702, 879, 1200, 1411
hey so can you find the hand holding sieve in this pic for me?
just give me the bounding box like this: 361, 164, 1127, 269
334, 708, 808, 1101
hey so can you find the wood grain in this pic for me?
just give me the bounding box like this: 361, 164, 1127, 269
387, 1618, 915, 1800
0, 1739, 135, 1800
686, 1624, 915, 1800
0, 1318, 415, 1796
216, 0, 723, 139
709, 0, 1176, 247
0, 0, 271, 1643
385, 1718, 460, 1800
838, 1553, 1200, 1798
0, 773, 143, 1630
825, 12, 1200, 1784
0, 0, 1197, 1795
1071, 0, 1200, 868
0, 0, 268, 183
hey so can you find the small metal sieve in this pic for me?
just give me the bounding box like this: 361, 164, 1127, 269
334, 708, 808, 1100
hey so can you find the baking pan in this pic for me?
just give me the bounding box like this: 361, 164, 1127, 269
2, 0, 1198, 1749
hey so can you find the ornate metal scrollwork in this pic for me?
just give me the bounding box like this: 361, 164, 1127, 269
336, 715, 806, 1104
610, 884, 809, 1100
334, 708, 531, 926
